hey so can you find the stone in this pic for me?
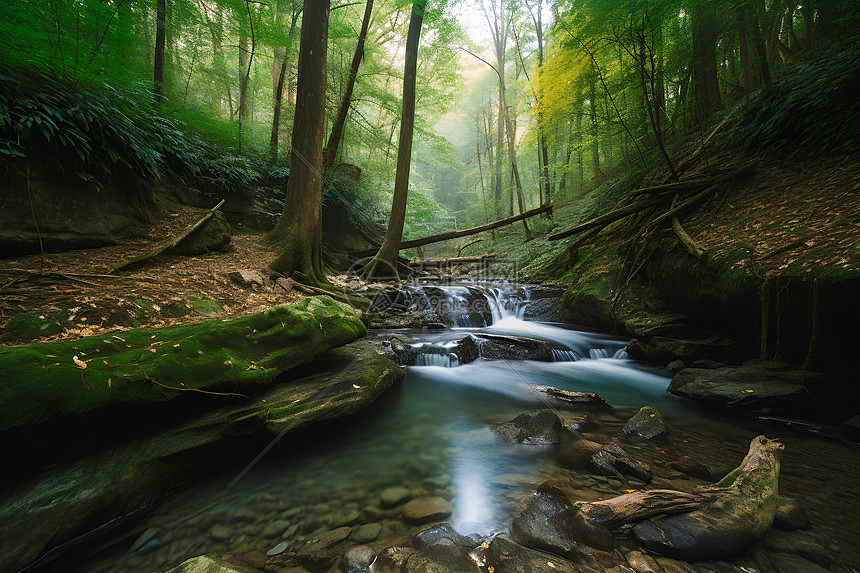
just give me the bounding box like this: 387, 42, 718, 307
349, 522, 382, 543
164, 554, 263, 573
773, 498, 810, 530
530, 386, 608, 407
491, 409, 566, 445
556, 440, 604, 470
591, 443, 653, 482
404, 543, 482, 573
474, 334, 555, 361
667, 359, 686, 372
209, 524, 233, 541
332, 508, 360, 527
261, 519, 291, 538
487, 536, 603, 573
380, 486, 412, 508
282, 523, 300, 539
372, 547, 413, 572
412, 523, 475, 550
343, 545, 376, 573
266, 541, 290, 556
623, 406, 668, 440
275, 277, 294, 294
625, 550, 664, 573
669, 460, 723, 482
401, 497, 453, 524
511, 490, 615, 558
522, 297, 563, 322
228, 270, 266, 288
627, 333, 734, 365
295, 527, 352, 570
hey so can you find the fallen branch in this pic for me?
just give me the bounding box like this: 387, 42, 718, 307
110, 199, 225, 272
408, 254, 498, 268
457, 239, 483, 257
629, 178, 711, 198
671, 216, 706, 258
672, 113, 733, 175
136, 369, 248, 398
547, 196, 664, 241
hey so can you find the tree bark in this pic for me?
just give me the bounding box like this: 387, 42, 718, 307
265, 0, 330, 285
323, 0, 374, 168
153, 0, 166, 103
688, 2, 723, 126
362, 0, 425, 280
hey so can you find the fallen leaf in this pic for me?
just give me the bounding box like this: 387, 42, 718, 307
72, 356, 87, 369
481, 542, 489, 549
107, 378, 112, 387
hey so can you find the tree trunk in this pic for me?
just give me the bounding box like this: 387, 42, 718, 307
265, 0, 330, 285
688, 2, 723, 126
153, 0, 166, 103
323, 0, 374, 168
589, 75, 601, 181
362, 0, 425, 280
269, 56, 288, 163
743, 4, 772, 91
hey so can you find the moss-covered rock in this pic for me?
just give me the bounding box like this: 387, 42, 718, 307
0, 337, 403, 573
0, 296, 365, 459
623, 406, 668, 440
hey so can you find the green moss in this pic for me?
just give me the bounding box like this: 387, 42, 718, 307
3, 309, 68, 340
188, 296, 223, 315
0, 296, 365, 434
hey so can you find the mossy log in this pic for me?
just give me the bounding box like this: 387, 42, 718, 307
0, 296, 365, 439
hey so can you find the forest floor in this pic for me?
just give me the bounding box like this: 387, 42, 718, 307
0, 206, 310, 346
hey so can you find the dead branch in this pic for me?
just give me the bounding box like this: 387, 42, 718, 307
547, 196, 664, 241
457, 239, 483, 257
110, 199, 225, 272
671, 216, 706, 258
409, 254, 498, 268
137, 369, 248, 398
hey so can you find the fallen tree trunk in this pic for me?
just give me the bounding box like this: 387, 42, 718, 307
672, 216, 706, 258
547, 196, 664, 241
408, 254, 498, 268
110, 200, 225, 272
576, 490, 710, 530
350, 204, 552, 258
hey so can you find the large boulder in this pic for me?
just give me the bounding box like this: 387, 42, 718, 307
170, 211, 232, 255
591, 443, 653, 482
668, 361, 831, 418
487, 536, 603, 573
474, 334, 555, 361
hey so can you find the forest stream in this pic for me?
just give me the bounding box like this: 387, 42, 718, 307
58, 279, 860, 573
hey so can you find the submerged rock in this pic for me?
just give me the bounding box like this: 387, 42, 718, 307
164, 554, 263, 573
343, 545, 376, 573
623, 406, 668, 440
412, 523, 475, 549
487, 536, 603, 573
591, 443, 653, 482
401, 497, 453, 524
492, 409, 566, 445
404, 543, 482, 573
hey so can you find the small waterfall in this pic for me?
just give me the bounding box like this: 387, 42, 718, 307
613, 348, 629, 360
405, 281, 530, 327
551, 349, 580, 362
414, 353, 460, 367
589, 348, 610, 359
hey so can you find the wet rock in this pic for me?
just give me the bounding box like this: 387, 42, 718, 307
164, 554, 263, 573
689, 359, 724, 369
668, 361, 831, 418
295, 527, 352, 570
451, 335, 479, 364
773, 498, 810, 530
757, 528, 838, 569
522, 298, 563, 322
404, 543, 482, 573
227, 269, 265, 288
266, 541, 290, 556
373, 546, 413, 572
332, 508, 360, 527
380, 486, 412, 508
401, 497, 453, 524
474, 334, 555, 361
511, 490, 615, 559
625, 550, 664, 573
261, 519, 291, 538
343, 545, 376, 573
623, 406, 668, 440
591, 443, 653, 482
556, 440, 604, 470
349, 522, 382, 543
487, 536, 602, 573
653, 556, 698, 573
412, 523, 475, 549
627, 333, 734, 365
491, 409, 566, 445
667, 360, 686, 372
388, 338, 418, 366
359, 506, 385, 522
209, 524, 233, 541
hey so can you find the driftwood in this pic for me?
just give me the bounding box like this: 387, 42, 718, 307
110, 199, 225, 272
576, 490, 710, 530
408, 254, 498, 268
529, 384, 608, 406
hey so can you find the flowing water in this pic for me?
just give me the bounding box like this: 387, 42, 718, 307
69, 280, 860, 572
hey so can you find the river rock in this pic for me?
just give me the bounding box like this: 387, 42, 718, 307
412, 523, 475, 549
261, 519, 291, 538
511, 489, 615, 559
389, 337, 419, 365
522, 298, 563, 322
295, 527, 352, 570
492, 409, 566, 445
209, 524, 233, 541
343, 545, 376, 573
474, 334, 555, 361
349, 522, 382, 543
633, 435, 783, 560
668, 361, 830, 418
669, 460, 723, 482
266, 541, 290, 556
623, 406, 668, 440
773, 497, 810, 530
530, 385, 609, 407
487, 535, 603, 573
452, 335, 480, 364
404, 543, 482, 573
401, 497, 453, 524
164, 554, 263, 573
591, 443, 653, 482
625, 550, 665, 573
373, 547, 414, 571
380, 486, 412, 507
332, 508, 360, 527
627, 333, 734, 365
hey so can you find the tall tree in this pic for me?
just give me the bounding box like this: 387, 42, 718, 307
688, 1, 723, 126
363, 0, 426, 279
154, 0, 166, 103
265, 0, 330, 284
323, 0, 374, 168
